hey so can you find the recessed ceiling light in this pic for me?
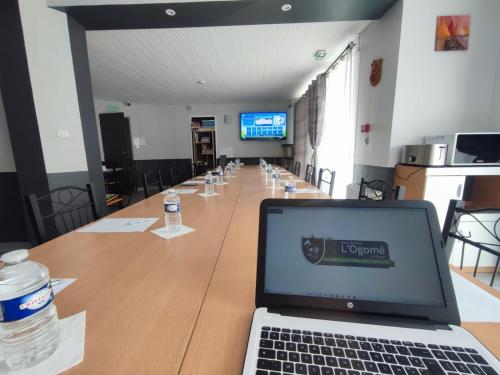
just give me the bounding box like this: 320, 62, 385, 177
281, 4, 292, 12
197, 80, 206, 85
165, 8, 176, 16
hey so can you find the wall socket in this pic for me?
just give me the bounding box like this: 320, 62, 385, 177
56, 129, 70, 138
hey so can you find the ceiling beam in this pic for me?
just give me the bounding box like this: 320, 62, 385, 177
50, 0, 397, 31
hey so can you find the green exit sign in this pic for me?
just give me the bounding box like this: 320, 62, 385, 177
106, 104, 121, 113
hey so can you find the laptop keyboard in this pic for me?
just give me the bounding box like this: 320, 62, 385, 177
255, 326, 498, 375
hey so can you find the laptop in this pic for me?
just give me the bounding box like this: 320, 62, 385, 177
242, 199, 499, 375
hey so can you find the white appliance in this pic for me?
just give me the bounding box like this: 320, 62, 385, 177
401, 144, 447, 166
424, 132, 500, 166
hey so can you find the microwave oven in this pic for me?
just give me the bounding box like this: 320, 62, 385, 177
423, 132, 500, 166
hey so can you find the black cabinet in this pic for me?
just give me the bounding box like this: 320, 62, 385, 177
99, 112, 135, 193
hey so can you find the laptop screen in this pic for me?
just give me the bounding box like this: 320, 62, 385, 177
264, 206, 445, 307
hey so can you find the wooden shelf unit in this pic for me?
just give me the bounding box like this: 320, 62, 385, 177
191, 116, 216, 170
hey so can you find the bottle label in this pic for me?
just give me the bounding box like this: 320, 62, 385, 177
164, 202, 180, 213
205, 177, 214, 185
0, 281, 54, 322
285, 184, 296, 193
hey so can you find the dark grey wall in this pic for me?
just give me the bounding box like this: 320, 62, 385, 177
0, 173, 28, 241
47, 171, 91, 191
134, 159, 192, 187
0, 0, 51, 244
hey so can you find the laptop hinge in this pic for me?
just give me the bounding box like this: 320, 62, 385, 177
271, 307, 452, 331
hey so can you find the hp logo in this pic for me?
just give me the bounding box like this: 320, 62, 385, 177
347, 302, 354, 309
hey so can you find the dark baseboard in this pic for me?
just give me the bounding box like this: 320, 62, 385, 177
47, 171, 91, 191
0, 173, 28, 242
134, 159, 192, 187
134, 158, 285, 188
353, 164, 395, 184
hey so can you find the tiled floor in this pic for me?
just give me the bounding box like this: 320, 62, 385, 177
467, 272, 500, 292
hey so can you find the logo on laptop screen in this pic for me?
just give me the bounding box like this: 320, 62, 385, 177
302, 237, 395, 268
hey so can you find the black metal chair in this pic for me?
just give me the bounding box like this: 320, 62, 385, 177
191, 163, 198, 178
293, 161, 301, 177
358, 178, 405, 200
442, 199, 500, 287
219, 155, 227, 169
169, 167, 180, 186
196, 161, 206, 175
317, 168, 336, 197
142, 170, 165, 198
305, 164, 316, 185
27, 184, 101, 244
281, 159, 291, 171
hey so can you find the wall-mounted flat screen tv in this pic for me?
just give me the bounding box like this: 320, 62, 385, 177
240, 112, 287, 140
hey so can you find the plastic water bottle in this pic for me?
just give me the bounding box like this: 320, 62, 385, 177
266, 164, 273, 181
163, 191, 182, 232
216, 167, 224, 185
284, 180, 296, 198
236, 159, 241, 168
0, 250, 60, 370
272, 169, 281, 189
205, 171, 215, 195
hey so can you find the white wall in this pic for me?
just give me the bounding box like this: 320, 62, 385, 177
207, 102, 290, 158
19, 0, 88, 174
94, 98, 288, 160
389, 0, 500, 165
490, 56, 500, 130
355, 0, 403, 167
0, 90, 16, 173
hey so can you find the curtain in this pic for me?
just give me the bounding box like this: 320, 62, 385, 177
307, 75, 327, 176
293, 75, 326, 177
293, 94, 311, 176
317, 48, 358, 198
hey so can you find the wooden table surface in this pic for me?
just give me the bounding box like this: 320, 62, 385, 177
25, 167, 499, 374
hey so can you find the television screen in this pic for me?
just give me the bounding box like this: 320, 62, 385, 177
240, 112, 287, 140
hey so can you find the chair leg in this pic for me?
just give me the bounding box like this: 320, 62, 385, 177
473, 249, 481, 278
491, 257, 499, 287
460, 242, 466, 269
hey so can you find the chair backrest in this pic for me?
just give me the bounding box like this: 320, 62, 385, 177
142, 170, 164, 198
27, 183, 101, 244
305, 164, 316, 185
169, 167, 180, 186
441, 200, 500, 286
442, 199, 465, 246
317, 168, 336, 197
358, 178, 405, 200
191, 163, 198, 178
219, 155, 227, 169
196, 161, 206, 175
282, 159, 291, 171
293, 161, 301, 177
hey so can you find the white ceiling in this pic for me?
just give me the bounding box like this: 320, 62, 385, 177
87, 21, 370, 105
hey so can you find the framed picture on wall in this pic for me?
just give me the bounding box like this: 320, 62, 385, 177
435, 15, 470, 51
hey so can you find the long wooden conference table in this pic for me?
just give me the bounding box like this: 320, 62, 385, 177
27, 166, 499, 374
